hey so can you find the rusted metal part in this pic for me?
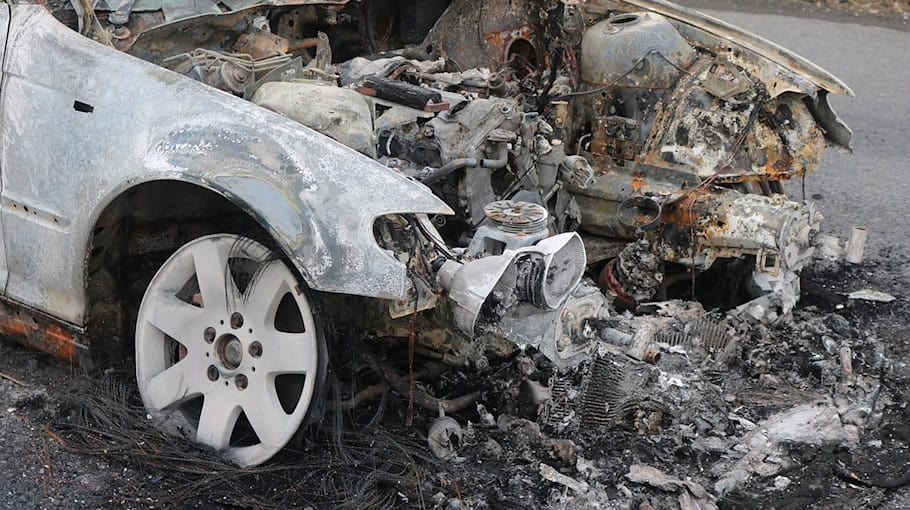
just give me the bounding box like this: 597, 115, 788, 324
571, 167, 683, 239
589, 0, 853, 97
656, 190, 821, 272
234, 31, 291, 59
591, 116, 640, 160
599, 259, 638, 308
421, 0, 546, 72
637, 55, 825, 182
598, 240, 662, 306
0, 298, 88, 365
483, 24, 541, 70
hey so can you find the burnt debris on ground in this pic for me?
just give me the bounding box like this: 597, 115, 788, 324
0, 251, 896, 508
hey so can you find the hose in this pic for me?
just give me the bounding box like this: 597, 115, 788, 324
420, 155, 509, 185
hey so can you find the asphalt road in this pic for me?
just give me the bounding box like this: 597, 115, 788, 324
685, 0, 910, 279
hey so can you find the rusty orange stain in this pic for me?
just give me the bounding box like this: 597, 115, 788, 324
661, 190, 714, 227
482, 25, 537, 64
46, 323, 78, 360
0, 317, 28, 337
0, 307, 79, 362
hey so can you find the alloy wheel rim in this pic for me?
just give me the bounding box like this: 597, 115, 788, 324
135, 234, 318, 466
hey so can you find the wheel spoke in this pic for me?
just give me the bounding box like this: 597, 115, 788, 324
196, 392, 241, 450
244, 261, 290, 331
143, 291, 205, 347
192, 238, 236, 313
264, 330, 318, 376
144, 361, 198, 410
243, 393, 294, 448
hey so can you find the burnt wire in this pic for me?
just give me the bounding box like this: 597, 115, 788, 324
50, 374, 439, 509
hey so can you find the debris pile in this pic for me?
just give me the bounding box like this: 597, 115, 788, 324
41, 258, 908, 508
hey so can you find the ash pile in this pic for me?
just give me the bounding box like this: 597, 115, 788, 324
417, 294, 899, 509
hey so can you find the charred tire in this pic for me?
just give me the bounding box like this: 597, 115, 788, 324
134, 233, 327, 466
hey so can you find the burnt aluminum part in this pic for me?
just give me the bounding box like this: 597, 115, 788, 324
467, 201, 550, 256
579, 353, 660, 430
484, 200, 548, 234
600, 0, 853, 97
0, 5, 452, 325
845, 227, 867, 264
658, 192, 822, 273
251, 81, 376, 157
580, 354, 630, 428
542, 280, 611, 367
580, 12, 696, 89
438, 233, 586, 334
585, 0, 852, 149
653, 317, 732, 356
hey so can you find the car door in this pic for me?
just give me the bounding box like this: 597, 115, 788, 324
0, 5, 99, 324
0, 3, 11, 294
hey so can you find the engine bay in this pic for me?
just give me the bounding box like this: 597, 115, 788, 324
50, 0, 860, 369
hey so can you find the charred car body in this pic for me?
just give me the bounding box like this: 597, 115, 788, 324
0, 0, 857, 465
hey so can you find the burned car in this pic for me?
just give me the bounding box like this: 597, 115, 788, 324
0, 0, 858, 467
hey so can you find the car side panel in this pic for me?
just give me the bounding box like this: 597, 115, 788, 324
0, 4, 10, 293
0, 5, 451, 326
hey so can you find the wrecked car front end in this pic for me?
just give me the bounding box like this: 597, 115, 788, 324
24, 0, 867, 471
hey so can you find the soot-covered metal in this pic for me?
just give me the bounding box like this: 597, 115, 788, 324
1, 0, 872, 487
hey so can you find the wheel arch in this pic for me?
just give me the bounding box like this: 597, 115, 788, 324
83, 177, 320, 365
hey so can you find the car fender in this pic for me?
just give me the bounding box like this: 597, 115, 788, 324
0, 5, 451, 326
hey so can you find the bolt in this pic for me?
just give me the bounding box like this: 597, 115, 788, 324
204, 327, 216, 343
207, 365, 219, 381
235, 374, 248, 390
230, 312, 244, 329
249, 341, 263, 358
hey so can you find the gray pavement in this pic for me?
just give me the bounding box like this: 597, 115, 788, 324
683, 1, 910, 275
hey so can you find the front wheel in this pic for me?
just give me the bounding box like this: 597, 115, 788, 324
135, 233, 325, 466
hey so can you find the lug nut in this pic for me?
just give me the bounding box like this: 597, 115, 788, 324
235, 374, 248, 390
230, 312, 244, 329
249, 341, 263, 358
207, 365, 219, 381
204, 327, 216, 343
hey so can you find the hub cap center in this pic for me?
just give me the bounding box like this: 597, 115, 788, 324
217, 334, 244, 370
